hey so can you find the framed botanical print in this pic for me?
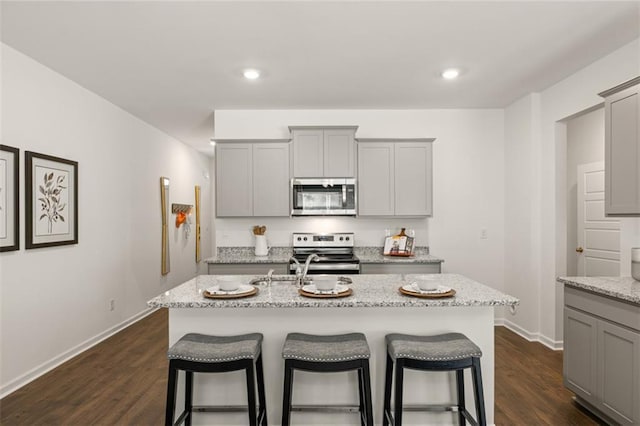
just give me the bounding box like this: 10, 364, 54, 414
25, 151, 78, 249
0, 145, 19, 252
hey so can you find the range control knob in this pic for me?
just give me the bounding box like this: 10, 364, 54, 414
339, 237, 344, 241
345, 236, 350, 241
303, 237, 308, 241
297, 237, 302, 241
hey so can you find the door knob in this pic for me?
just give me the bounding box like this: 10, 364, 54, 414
576, 247, 584, 253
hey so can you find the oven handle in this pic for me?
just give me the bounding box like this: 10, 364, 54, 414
289, 263, 360, 271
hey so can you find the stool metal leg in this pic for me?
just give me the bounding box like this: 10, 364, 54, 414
471, 358, 486, 426
165, 362, 178, 426
185, 371, 194, 426
361, 360, 374, 426
456, 369, 466, 426
281, 360, 294, 426
245, 360, 258, 426
394, 359, 405, 426
383, 353, 393, 426
255, 354, 268, 426
357, 368, 365, 426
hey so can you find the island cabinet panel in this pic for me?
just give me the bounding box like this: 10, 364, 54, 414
216, 143, 253, 217
216, 142, 290, 217
291, 126, 357, 178
601, 78, 640, 215
358, 142, 395, 215
563, 285, 640, 425
358, 140, 433, 216
253, 143, 290, 216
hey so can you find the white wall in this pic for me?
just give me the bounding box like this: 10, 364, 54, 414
566, 107, 605, 276
0, 44, 213, 397
504, 38, 640, 347
214, 109, 506, 291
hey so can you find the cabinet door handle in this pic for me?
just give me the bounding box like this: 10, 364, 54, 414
576, 247, 584, 253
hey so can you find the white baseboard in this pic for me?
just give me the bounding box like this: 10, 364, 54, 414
495, 318, 564, 351
0, 307, 158, 399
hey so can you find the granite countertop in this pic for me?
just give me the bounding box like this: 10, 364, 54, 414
355, 246, 444, 264
557, 276, 640, 305
205, 246, 444, 265
204, 247, 293, 264
148, 273, 518, 309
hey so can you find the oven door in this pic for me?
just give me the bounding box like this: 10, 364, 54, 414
289, 262, 360, 275
291, 178, 356, 216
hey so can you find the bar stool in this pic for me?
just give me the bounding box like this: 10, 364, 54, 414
383, 332, 486, 426
281, 332, 374, 426
165, 333, 267, 426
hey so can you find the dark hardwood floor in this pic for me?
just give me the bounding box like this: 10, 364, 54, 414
1, 310, 602, 425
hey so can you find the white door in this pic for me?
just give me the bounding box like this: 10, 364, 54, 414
577, 162, 620, 276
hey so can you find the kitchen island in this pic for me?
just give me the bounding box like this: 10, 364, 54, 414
149, 274, 517, 425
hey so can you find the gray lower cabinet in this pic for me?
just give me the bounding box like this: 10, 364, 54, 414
563, 286, 640, 424
357, 139, 434, 216
216, 141, 290, 217
360, 263, 441, 274
207, 263, 288, 275
599, 77, 640, 216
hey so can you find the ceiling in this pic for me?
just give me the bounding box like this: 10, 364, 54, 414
2, 1, 639, 153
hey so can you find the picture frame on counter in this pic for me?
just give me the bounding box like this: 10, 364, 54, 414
0, 145, 20, 252
25, 151, 78, 249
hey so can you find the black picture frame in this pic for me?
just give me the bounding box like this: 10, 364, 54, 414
0, 144, 19, 252
25, 151, 78, 249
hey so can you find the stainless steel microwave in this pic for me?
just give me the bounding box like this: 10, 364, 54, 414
291, 178, 357, 216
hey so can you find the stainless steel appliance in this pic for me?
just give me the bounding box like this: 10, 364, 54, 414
291, 178, 356, 216
290, 232, 360, 275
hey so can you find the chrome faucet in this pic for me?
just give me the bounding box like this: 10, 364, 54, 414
290, 257, 303, 286
302, 253, 320, 285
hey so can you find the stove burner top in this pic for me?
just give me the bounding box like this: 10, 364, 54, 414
290, 232, 360, 274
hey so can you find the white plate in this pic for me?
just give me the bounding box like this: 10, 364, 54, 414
302, 284, 350, 295
206, 284, 255, 295
403, 283, 452, 294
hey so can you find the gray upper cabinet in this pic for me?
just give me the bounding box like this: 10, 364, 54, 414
253, 143, 290, 216
358, 139, 434, 216
290, 126, 357, 177
216, 141, 290, 217
599, 77, 640, 216
216, 143, 253, 217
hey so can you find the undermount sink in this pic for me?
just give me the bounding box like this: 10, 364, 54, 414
249, 275, 352, 286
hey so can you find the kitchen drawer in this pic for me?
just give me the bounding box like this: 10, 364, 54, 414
360, 263, 441, 274
565, 286, 640, 332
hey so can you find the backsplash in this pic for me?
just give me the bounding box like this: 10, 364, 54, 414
215, 217, 430, 248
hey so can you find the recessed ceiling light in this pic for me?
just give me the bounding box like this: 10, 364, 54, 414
442, 68, 460, 80
243, 69, 261, 80
209, 139, 216, 146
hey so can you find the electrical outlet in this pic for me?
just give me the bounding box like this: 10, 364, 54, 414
109, 299, 115, 311
480, 228, 488, 239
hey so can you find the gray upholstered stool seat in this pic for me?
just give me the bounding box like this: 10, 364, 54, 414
386, 332, 482, 361
168, 332, 263, 363
281, 332, 373, 425
165, 332, 267, 426
282, 332, 370, 362
383, 332, 486, 426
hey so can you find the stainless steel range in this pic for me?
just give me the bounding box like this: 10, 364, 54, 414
290, 232, 360, 275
